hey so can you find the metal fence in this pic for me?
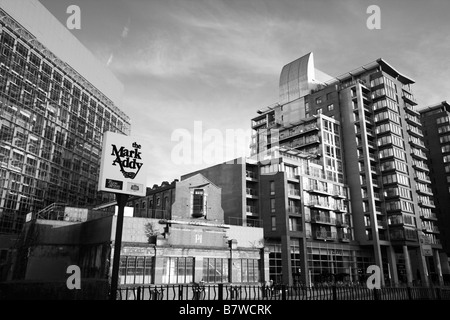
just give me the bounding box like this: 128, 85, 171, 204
116, 283, 450, 301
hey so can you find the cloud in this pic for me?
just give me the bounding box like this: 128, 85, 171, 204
121, 26, 129, 38
106, 53, 114, 66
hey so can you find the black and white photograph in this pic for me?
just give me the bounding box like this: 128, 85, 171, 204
0, 0, 449, 315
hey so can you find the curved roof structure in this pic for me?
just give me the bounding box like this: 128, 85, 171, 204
279, 52, 333, 104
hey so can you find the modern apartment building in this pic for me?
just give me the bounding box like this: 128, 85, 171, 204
250, 52, 447, 286
0, 0, 130, 250
419, 101, 450, 259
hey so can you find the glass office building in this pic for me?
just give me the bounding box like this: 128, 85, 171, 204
0, 1, 131, 236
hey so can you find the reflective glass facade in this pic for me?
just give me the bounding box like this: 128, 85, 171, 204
0, 8, 130, 234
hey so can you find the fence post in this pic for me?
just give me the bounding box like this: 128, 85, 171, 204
218, 283, 223, 301
435, 287, 442, 300
281, 285, 286, 300
373, 289, 379, 301
178, 284, 183, 300
407, 286, 412, 300
332, 285, 337, 300
137, 286, 141, 300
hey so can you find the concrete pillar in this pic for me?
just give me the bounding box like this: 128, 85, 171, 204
154, 249, 165, 284
300, 238, 309, 287
351, 250, 357, 284
417, 246, 429, 287
386, 246, 399, 286
433, 249, 444, 286
403, 245, 413, 286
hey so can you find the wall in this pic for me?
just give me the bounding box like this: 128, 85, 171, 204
172, 174, 224, 223
181, 160, 245, 225
226, 225, 264, 249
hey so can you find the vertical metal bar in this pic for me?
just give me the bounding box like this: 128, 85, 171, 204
110, 193, 129, 300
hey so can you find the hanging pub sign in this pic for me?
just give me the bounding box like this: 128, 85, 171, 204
98, 131, 147, 196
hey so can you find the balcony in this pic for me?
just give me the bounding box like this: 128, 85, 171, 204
416, 187, 434, 196
414, 175, 431, 184
402, 91, 418, 106
314, 230, 337, 241
413, 163, 429, 172
310, 214, 336, 225
306, 186, 331, 196
418, 200, 435, 208
422, 225, 440, 234
246, 205, 258, 216
336, 218, 349, 227
334, 204, 348, 213
377, 220, 387, 228
252, 118, 267, 129
407, 126, 424, 138
338, 232, 351, 242
367, 141, 376, 150
406, 115, 422, 127
404, 104, 421, 116
410, 150, 427, 161
246, 188, 258, 198
288, 189, 301, 198
307, 200, 333, 210
288, 206, 301, 215
291, 136, 321, 149
246, 171, 258, 180
332, 192, 347, 199
409, 139, 427, 150
420, 212, 437, 220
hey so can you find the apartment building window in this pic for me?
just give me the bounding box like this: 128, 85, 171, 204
270, 198, 276, 212
271, 216, 276, 231
270, 181, 275, 195
437, 116, 450, 124
327, 104, 334, 111
370, 76, 384, 88
289, 217, 302, 232
203, 258, 228, 283
441, 145, 450, 153
316, 108, 322, 115
316, 97, 322, 104
439, 133, 450, 144
162, 257, 194, 284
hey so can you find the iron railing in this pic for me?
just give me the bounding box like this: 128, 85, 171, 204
116, 283, 450, 301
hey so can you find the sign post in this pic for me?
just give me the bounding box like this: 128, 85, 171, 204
109, 193, 128, 300
97, 131, 147, 300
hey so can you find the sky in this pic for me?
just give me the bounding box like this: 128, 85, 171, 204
39, 0, 450, 187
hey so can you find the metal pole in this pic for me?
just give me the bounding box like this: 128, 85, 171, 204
110, 193, 129, 300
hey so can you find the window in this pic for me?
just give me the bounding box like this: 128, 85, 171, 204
270, 181, 275, 195
316, 97, 322, 104
119, 256, 154, 285
162, 257, 194, 284
192, 189, 204, 217
271, 216, 276, 231
203, 258, 228, 283
289, 217, 302, 232
327, 104, 334, 111
270, 198, 275, 212
240, 259, 260, 283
